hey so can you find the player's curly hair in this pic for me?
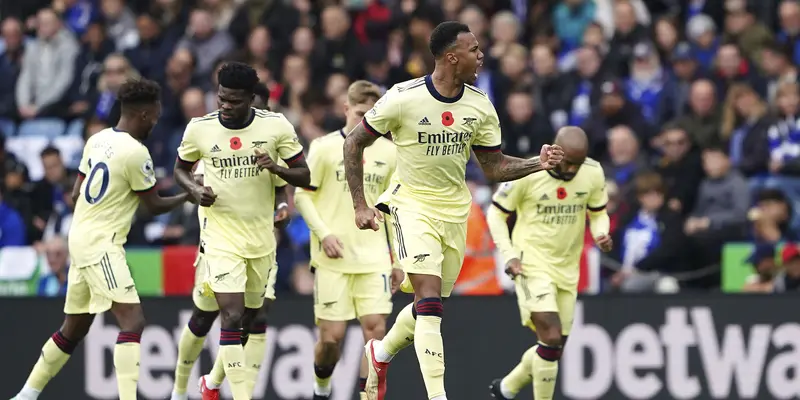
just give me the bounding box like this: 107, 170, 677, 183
218, 61, 259, 92
429, 21, 471, 58
253, 82, 270, 100
117, 78, 161, 106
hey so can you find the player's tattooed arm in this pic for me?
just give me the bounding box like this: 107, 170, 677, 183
343, 123, 379, 209
474, 152, 545, 182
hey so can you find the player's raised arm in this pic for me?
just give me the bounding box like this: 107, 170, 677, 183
472, 106, 564, 182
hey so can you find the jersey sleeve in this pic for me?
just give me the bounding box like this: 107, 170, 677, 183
491, 180, 524, 213
362, 86, 400, 137
276, 117, 305, 164
177, 122, 201, 164
472, 103, 502, 153
588, 168, 609, 212
126, 146, 157, 193
305, 139, 327, 191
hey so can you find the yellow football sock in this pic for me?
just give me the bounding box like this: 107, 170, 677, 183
174, 325, 207, 395
24, 332, 74, 391
114, 332, 141, 400
381, 303, 416, 356
500, 346, 536, 397
208, 350, 226, 386
244, 332, 267, 394
219, 328, 250, 399
414, 297, 446, 399
531, 343, 560, 400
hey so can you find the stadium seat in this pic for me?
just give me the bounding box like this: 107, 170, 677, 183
52, 135, 85, 170
0, 118, 16, 137
65, 119, 85, 138
17, 118, 66, 138
6, 136, 49, 180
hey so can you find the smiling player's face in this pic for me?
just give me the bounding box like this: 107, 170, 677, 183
453, 32, 483, 85
218, 86, 253, 123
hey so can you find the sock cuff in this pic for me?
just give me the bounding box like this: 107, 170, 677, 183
187, 318, 209, 337
314, 364, 336, 379
358, 377, 367, 391
220, 329, 242, 346
52, 331, 77, 354
411, 305, 418, 319
536, 342, 562, 361
117, 331, 141, 344
415, 297, 443, 317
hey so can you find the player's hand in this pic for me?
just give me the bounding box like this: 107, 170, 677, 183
321, 235, 345, 258
540, 144, 564, 170
595, 235, 613, 252
390, 268, 404, 294
505, 258, 522, 278
254, 149, 278, 172
192, 186, 217, 207
274, 203, 290, 228
354, 206, 383, 231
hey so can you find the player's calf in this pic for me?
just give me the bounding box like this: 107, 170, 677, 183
314, 320, 347, 398
530, 312, 563, 400
173, 308, 219, 399
212, 292, 249, 399
358, 315, 387, 397
110, 302, 146, 400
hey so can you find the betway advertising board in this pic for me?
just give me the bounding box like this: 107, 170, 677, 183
1, 295, 799, 399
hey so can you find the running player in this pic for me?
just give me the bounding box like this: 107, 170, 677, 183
174, 62, 309, 400
12, 79, 190, 400
486, 127, 612, 400
170, 82, 290, 400
294, 80, 403, 400
343, 21, 564, 400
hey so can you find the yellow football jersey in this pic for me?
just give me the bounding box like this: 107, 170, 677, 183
69, 128, 157, 266
177, 109, 303, 258
491, 159, 608, 286
363, 76, 501, 223
296, 129, 396, 273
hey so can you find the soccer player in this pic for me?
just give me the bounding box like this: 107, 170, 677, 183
174, 62, 309, 400
343, 21, 564, 400
294, 80, 403, 400
12, 79, 190, 400
485, 127, 613, 400
170, 81, 291, 400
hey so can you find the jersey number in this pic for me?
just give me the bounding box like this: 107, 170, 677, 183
84, 159, 110, 204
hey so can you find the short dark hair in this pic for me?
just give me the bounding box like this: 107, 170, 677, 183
757, 188, 788, 203
253, 82, 270, 100
429, 21, 471, 58
763, 40, 793, 60
703, 144, 729, 156
40, 145, 61, 158
634, 171, 665, 195
218, 62, 259, 92
118, 79, 161, 108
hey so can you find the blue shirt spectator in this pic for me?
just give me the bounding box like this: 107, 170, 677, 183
62, 0, 99, 37
0, 198, 26, 247
36, 236, 70, 297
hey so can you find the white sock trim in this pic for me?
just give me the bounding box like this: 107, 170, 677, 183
373, 340, 394, 363
18, 385, 41, 399
499, 378, 516, 399
314, 381, 332, 396
430, 395, 447, 400
203, 375, 221, 390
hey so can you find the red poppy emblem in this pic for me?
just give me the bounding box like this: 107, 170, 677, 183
441, 111, 454, 126
230, 137, 242, 150
557, 187, 567, 200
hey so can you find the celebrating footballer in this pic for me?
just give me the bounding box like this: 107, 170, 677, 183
486, 127, 613, 400
343, 21, 564, 400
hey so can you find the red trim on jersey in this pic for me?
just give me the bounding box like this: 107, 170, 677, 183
471, 144, 501, 153
283, 151, 305, 165
134, 185, 157, 194
362, 119, 386, 137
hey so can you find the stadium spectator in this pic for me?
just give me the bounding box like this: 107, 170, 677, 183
3, 159, 32, 240
656, 125, 704, 215
750, 188, 796, 242
684, 146, 749, 278
162, 201, 200, 246
660, 42, 710, 124
742, 243, 776, 292
652, 17, 680, 65
686, 14, 720, 70
56, 0, 98, 38
552, 0, 596, 54
312, 5, 363, 83
487, 11, 521, 64
712, 43, 767, 100
99, 0, 138, 52
720, 83, 771, 177
36, 235, 69, 296
0, 17, 25, 121
777, 0, 800, 64
595, 0, 651, 39
16, 8, 79, 120
613, 171, 688, 292
177, 8, 234, 83
0, 188, 26, 248
583, 79, 652, 160
124, 11, 178, 84
604, 125, 648, 201
66, 19, 115, 131
674, 79, 723, 149
565, 45, 607, 128
721, 4, 773, 66
530, 44, 569, 128
626, 42, 666, 125
30, 146, 75, 244
501, 89, 554, 158
606, 0, 651, 77
760, 41, 799, 103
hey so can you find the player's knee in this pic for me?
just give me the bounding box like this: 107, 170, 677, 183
113, 304, 146, 334
189, 309, 219, 337
360, 317, 387, 340
537, 328, 562, 348
249, 309, 269, 335
219, 308, 245, 329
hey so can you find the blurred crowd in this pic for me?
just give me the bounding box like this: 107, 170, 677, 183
2, 0, 800, 296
